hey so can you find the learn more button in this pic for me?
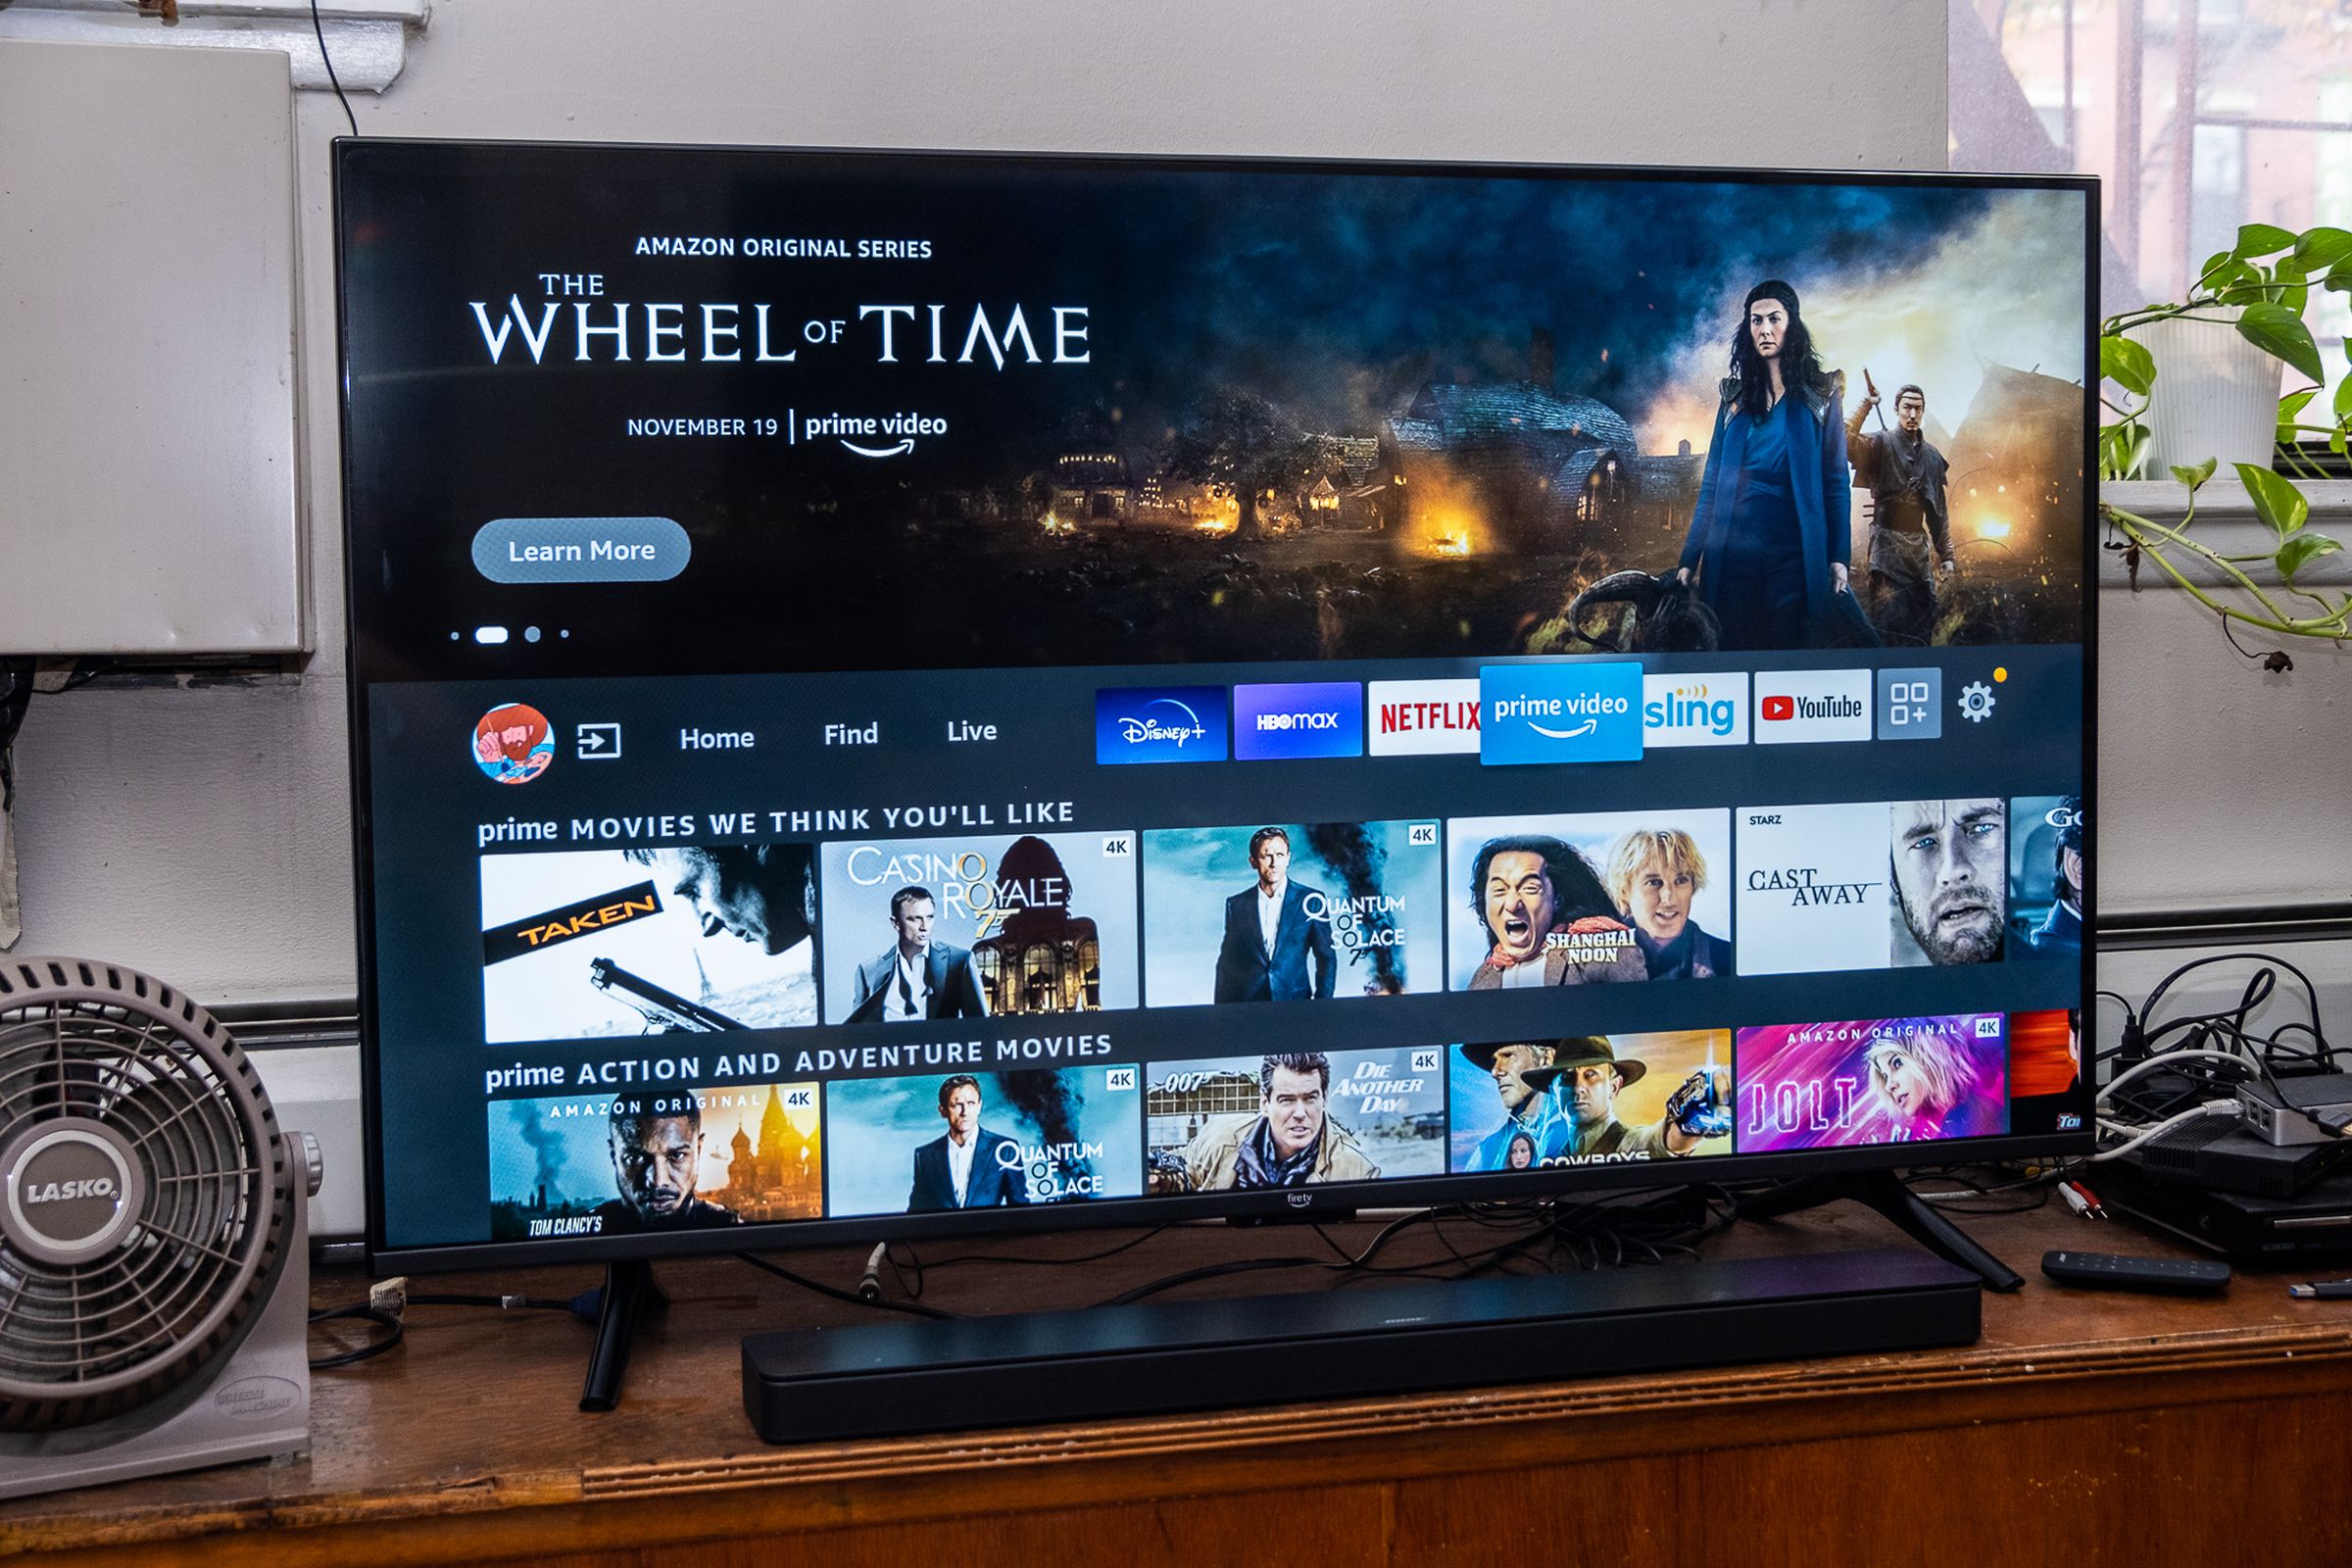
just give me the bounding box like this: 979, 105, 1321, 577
471, 516, 692, 583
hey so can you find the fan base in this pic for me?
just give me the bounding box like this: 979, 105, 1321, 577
0, 1172, 313, 1498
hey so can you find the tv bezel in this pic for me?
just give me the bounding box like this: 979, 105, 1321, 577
333, 138, 2101, 1274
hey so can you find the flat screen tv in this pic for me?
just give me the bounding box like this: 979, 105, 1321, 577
336, 141, 2096, 1271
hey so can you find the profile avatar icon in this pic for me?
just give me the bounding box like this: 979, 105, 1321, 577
473, 702, 554, 784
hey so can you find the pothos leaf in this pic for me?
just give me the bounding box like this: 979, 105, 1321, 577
2278, 530, 2342, 586
2294, 227, 2352, 270
2237, 302, 2326, 383
2237, 463, 2310, 537
2236, 222, 2300, 260
2101, 334, 2156, 397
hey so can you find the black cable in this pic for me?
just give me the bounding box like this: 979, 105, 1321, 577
911, 1224, 1172, 1272
2134, 952, 2331, 1067
407, 1291, 578, 1312
736, 1250, 959, 1320
2092, 952, 2350, 1150
1100, 1189, 1737, 1309
307, 1303, 402, 1369
312, 0, 361, 138
0, 657, 33, 814
305, 1288, 588, 1371
1096, 1253, 1330, 1308
886, 1242, 926, 1300
1906, 1161, 2065, 1215
2102, 955, 2330, 1091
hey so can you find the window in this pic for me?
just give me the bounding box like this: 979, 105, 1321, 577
1952, 0, 2352, 428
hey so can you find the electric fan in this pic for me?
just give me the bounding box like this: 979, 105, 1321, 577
0, 956, 320, 1498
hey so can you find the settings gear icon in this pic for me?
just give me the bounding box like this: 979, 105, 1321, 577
1957, 680, 1996, 723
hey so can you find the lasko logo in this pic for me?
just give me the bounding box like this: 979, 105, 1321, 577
1095, 686, 1229, 764
1642, 672, 1749, 747
22, 1178, 116, 1204
1368, 678, 1481, 757
1234, 681, 1364, 760
1478, 662, 1644, 765
1752, 669, 1873, 745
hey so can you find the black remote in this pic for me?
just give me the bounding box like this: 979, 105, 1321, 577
2040, 1250, 2232, 1296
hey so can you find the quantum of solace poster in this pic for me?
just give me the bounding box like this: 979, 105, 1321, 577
343, 152, 2087, 675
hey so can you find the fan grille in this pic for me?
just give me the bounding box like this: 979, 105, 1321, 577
0, 959, 289, 1431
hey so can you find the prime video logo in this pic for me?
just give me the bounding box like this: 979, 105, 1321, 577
1478, 662, 1643, 765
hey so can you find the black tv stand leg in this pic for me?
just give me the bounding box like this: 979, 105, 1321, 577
580, 1258, 666, 1411
1739, 1170, 2026, 1293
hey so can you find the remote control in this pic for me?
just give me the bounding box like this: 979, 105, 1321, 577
2040, 1250, 2232, 1296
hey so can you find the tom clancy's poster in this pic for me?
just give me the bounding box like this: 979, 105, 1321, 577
479, 846, 818, 1045
1144, 1047, 1446, 1191
816, 832, 1138, 1023
823, 1065, 1143, 1218
1447, 1031, 1734, 1171
1445, 810, 1734, 988
1736, 1014, 2008, 1151
2007, 794, 2084, 959
1732, 804, 1891, 976
343, 149, 2087, 680
487, 1082, 822, 1240
1140, 821, 1445, 1005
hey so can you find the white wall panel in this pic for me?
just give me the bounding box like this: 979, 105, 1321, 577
0, 38, 301, 655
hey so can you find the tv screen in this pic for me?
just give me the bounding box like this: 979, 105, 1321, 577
336, 141, 2096, 1268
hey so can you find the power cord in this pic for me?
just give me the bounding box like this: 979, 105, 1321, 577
307, 1277, 595, 1371
771, 1195, 1736, 1321
1089, 1190, 1737, 1310
2093, 951, 2343, 1156
311, 0, 361, 138
736, 1250, 959, 1320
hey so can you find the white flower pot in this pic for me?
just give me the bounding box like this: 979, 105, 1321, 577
2127, 310, 2283, 477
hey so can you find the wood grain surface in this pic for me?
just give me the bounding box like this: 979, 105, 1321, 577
5, 1196, 2348, 1566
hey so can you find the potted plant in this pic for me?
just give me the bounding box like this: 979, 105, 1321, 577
2098, 222, 2352, 666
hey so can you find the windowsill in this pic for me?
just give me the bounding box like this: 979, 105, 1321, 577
0, 0, 426, 92
2098, 477, 2352, 588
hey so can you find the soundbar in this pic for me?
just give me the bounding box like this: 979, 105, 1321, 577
741, 1247, 1981, 1444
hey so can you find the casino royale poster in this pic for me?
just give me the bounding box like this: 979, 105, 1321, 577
342, 149, 2088, 676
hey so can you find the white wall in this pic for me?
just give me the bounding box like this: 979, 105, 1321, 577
2095, 481, 2352, 920
9, 0, 1951, 1003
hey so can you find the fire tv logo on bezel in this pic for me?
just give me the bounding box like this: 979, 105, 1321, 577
1753, 670, 1872, 745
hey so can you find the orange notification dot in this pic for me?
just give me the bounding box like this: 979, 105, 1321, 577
1993, 666, 2008, 682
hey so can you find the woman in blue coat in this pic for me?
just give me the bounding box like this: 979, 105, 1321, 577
1676, 279, 1858, 651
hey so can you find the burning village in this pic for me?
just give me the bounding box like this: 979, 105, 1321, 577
780, 179, 2088, 668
